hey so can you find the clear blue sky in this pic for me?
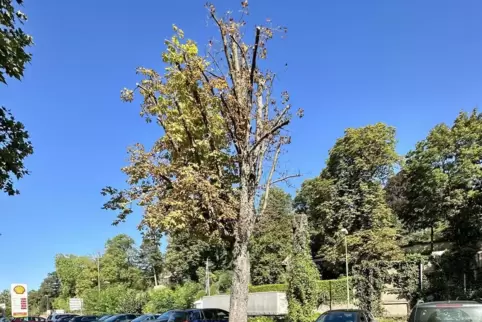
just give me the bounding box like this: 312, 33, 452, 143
1, 0, 482, 291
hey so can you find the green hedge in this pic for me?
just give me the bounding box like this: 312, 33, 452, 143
249, 278, 353, 304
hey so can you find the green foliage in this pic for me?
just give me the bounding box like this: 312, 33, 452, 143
287, 252, 320, 322
248, 317, 275, 322
196, 269, 232, 295
251, 188, 293, 285
52, 297, 69, 312
0, 0, 33, 84
82, 285, 147, 314
249, 278, 351, 305
391, 254, 426, 307
164, 232, 230, 284
353, 261, 386, 316
138, 230, 164, 287
56, 255, 97, 297
0, 106, 33, 195
102, 234, 145, 289
0, 289, 12, 316
143, 283, 201, 313
399, 109, 482, 247
0, 0, 34, 196
295, 123, 402, 277
37, 272, 61, 312
249, 284, 288, 293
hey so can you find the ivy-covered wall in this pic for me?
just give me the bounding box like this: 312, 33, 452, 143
249, 278, 353, 304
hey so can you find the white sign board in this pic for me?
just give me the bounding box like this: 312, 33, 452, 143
10, 284, 28, 317
69, 298, 83, 311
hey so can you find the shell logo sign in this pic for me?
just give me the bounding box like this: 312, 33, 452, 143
10, 284, 28, 317
13, 285, 25, 295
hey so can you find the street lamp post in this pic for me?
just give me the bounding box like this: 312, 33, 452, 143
340, 228, 349, 308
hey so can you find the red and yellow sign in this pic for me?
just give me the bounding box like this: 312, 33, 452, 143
10, 284, 28, 318
13, 285, 25, 295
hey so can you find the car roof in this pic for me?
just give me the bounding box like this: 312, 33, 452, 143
416, 301, 482, 307
325, 309, 366, 312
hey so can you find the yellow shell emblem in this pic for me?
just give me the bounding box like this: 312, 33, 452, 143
13, 285, 25, 294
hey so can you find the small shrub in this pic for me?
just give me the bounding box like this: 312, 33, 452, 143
248, 317, 275, 322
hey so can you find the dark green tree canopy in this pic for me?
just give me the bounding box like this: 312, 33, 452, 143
250, 188, 293, 285
295, 123, 402, 277
0, 0, 33, 84
0, 0, 34, 195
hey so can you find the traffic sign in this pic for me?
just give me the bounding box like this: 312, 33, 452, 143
69, 298, 83, 311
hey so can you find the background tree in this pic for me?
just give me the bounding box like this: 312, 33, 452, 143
102, 234, 145, 289
295, 123, 402, 277
0, 0, 34, 195
164, 232, 230, 284
38, 272, 61, 312
250, 187, 293, 285
398, 109, 482, 250
0, 289, 11, 316
102, 4, 299, 321
395, 125, 451, 251
137, 230, 164, 287
55, 255, 97, 297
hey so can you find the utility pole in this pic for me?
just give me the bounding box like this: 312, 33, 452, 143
205, 259, 210, 296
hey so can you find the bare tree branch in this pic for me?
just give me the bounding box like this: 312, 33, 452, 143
268, 173, 301, 186
210, 11, 239, 100
259, 141, 282, 217
249, 27, 261, 91
250, 119, 289, 154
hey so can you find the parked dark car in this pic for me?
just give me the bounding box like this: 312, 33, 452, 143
48, 315, 76, 322
155, 309, 229, 322
184, 309, 229, 322
12, 317, 47, 322
103, 315, 138, 322
97, 316, 111, 322
153, 311, 183, 322
315, 309, 375, 322
130, 315, 159, 322
408, 301, 482, 322
56, 315, 77, 322
70, 316, 98, 322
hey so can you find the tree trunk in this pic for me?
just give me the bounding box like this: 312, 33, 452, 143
430, 226, 434, 253
229, 237, 250, 322
229, 164, 255, 322
153, 267, 158, 286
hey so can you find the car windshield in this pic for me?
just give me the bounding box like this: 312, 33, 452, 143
131, 316, 150, 322
157, 312, 171, 319
104, 316, 120, 322
414, 306, 482, 322
316, 311, 360, 322
98, 317, 111, 321
201, 310, 229, 319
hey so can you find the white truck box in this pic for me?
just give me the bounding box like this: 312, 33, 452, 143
201, 292, 288, 316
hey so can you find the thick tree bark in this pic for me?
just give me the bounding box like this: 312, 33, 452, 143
229, 162, 255, 322
430, 225, 434, 253
229, 236, 250, 322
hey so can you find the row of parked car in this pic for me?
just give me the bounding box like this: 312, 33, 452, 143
42, 309, 229, 322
